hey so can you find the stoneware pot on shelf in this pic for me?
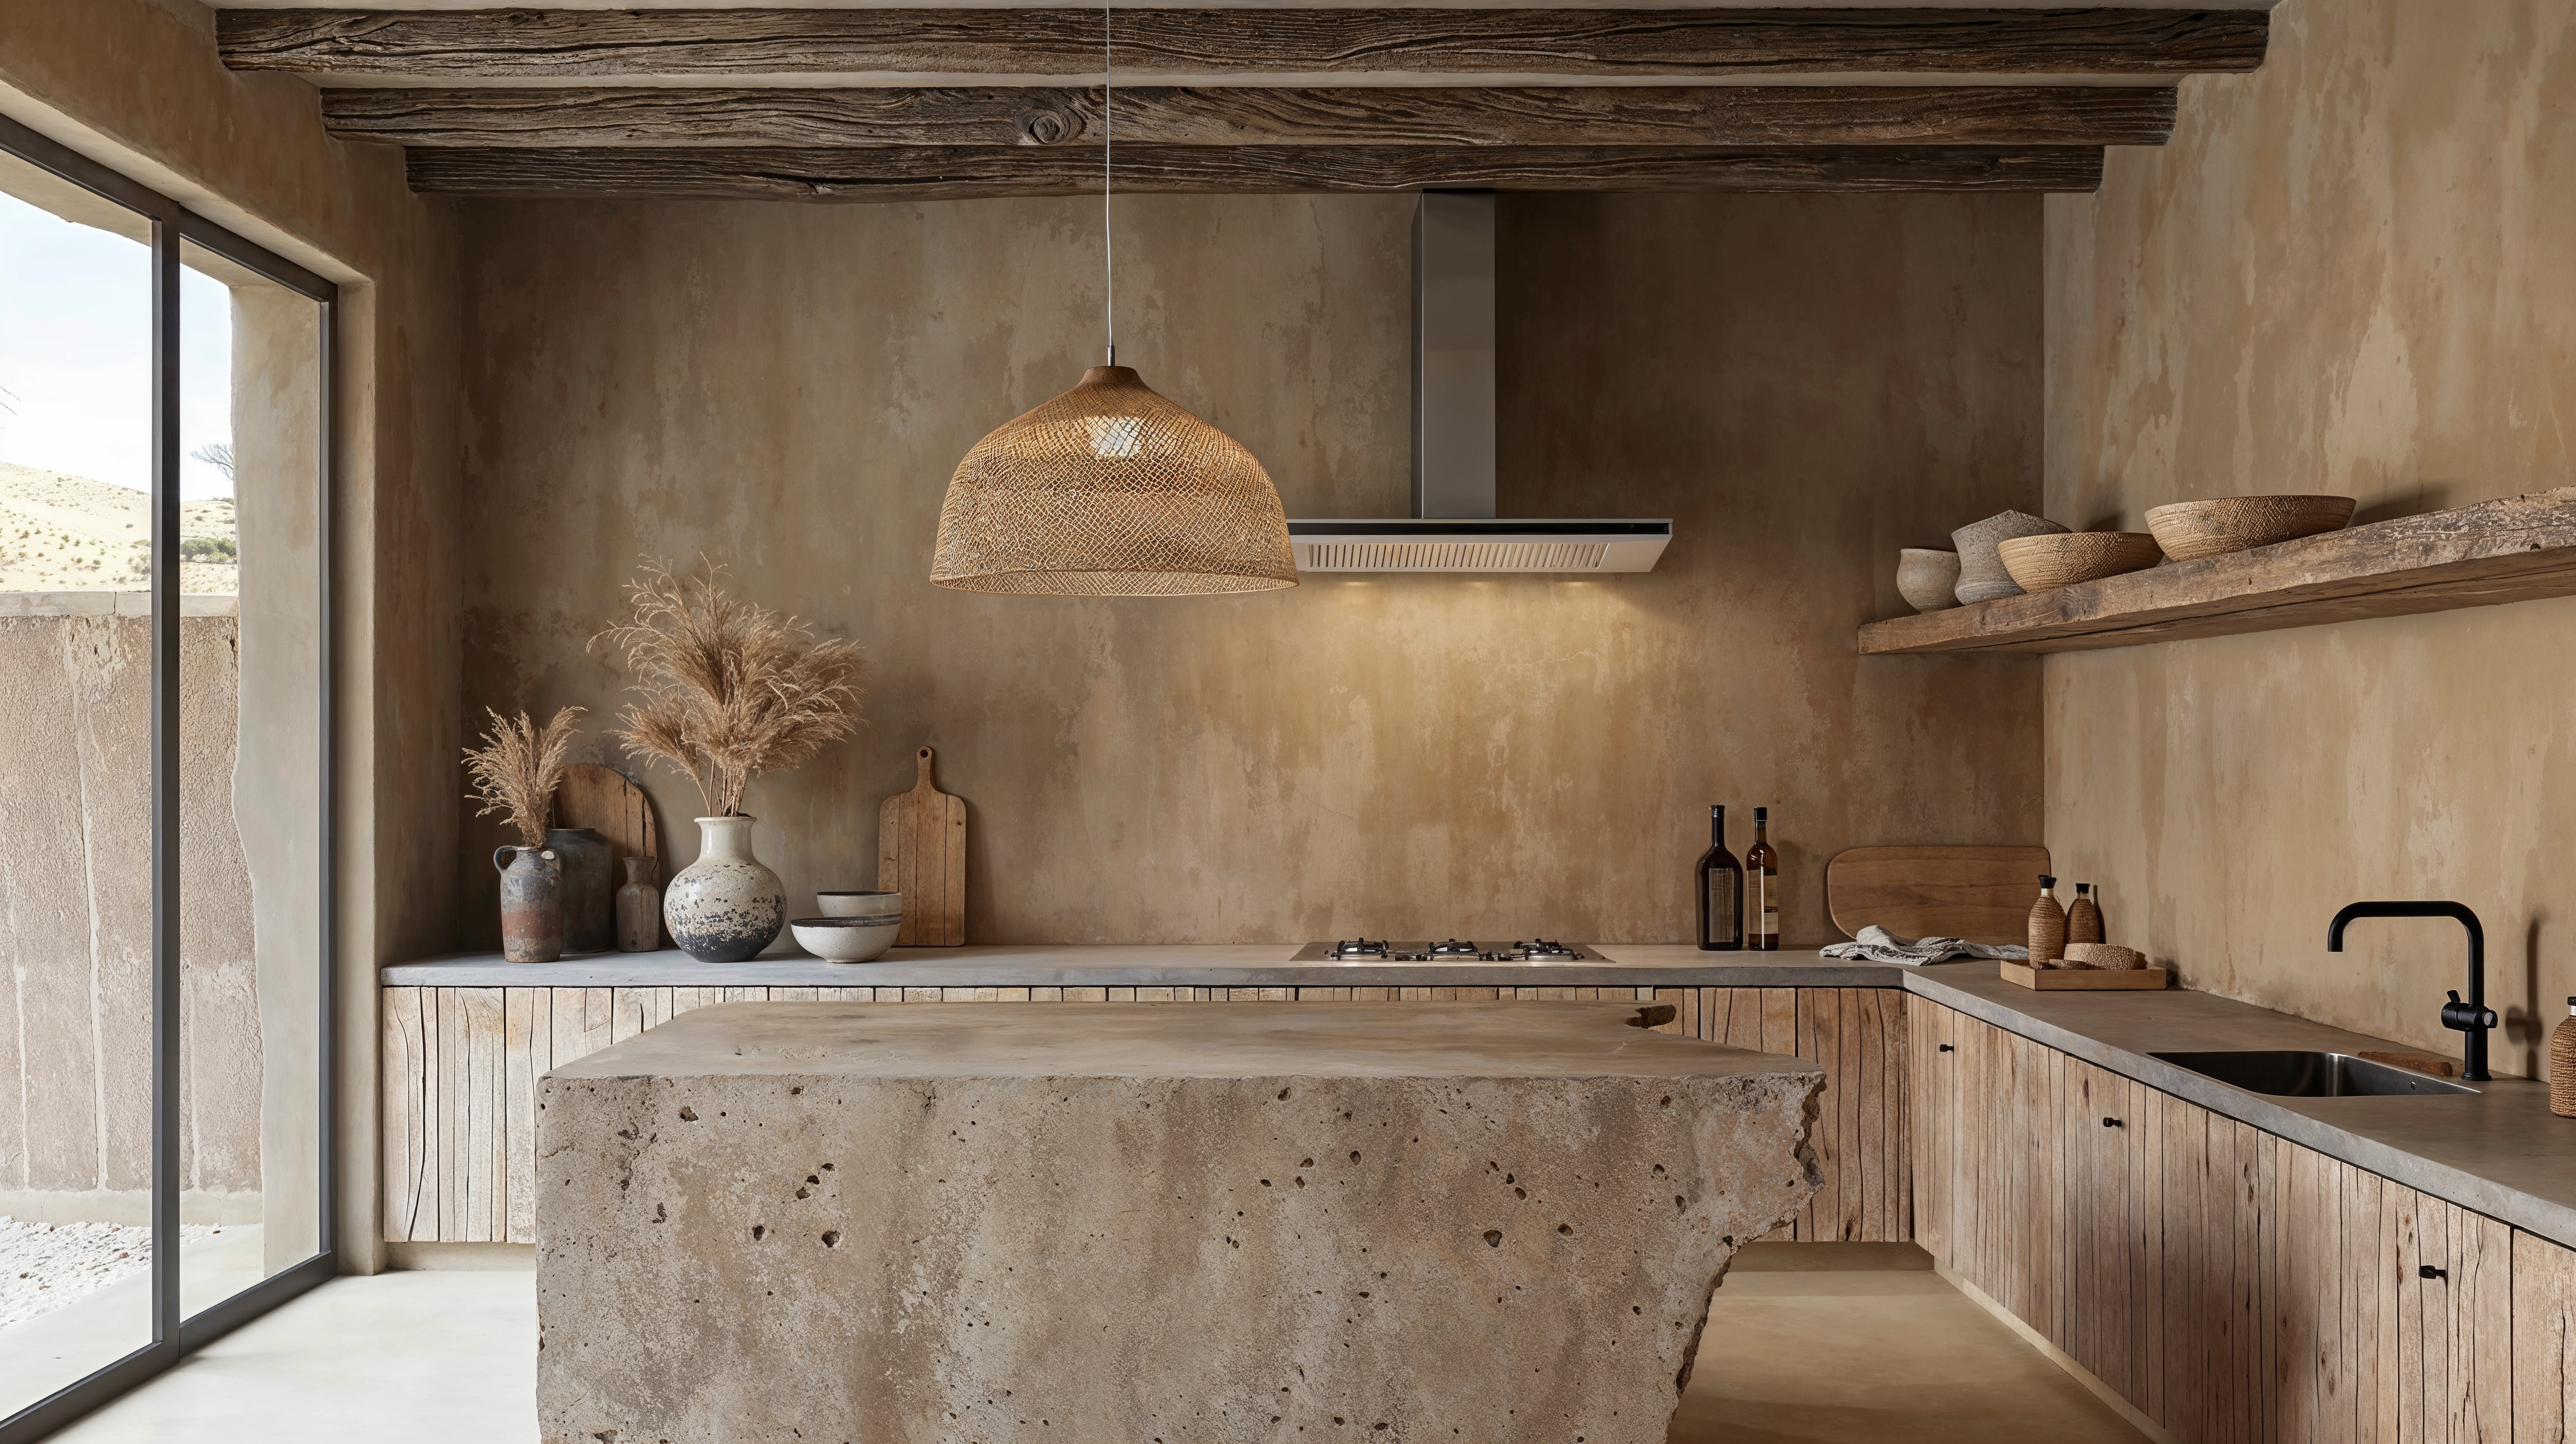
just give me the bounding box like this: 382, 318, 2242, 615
494, 845, 564, 964
546, 825, 616, 954
1895, 549, 1963, 612
1950, 511, 2068, 604
615, 855, 662, 953
664, 814, 786, 963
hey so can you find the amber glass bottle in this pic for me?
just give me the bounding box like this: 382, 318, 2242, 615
1745, 808, 1780, 952
1695, 805, 1743, 951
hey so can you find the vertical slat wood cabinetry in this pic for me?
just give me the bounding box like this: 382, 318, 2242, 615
1909, 995, 2546, 1444
383, 982, 1909, 1246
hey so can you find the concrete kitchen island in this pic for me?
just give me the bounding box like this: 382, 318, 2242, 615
535, 999, 1824, 1444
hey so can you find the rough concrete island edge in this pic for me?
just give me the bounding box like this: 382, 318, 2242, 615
536, 1000, 1825, 1444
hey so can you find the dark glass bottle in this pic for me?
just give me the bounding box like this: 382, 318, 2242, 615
1695, 805, 1743, 951
1745, 807, 1780, 951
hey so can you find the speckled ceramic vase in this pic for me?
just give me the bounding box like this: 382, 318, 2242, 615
1951, 511, 2069, 604
664, 815, 785, 963
1895, 549, 1963, 612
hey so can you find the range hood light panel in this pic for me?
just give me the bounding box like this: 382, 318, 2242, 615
1286, 192, 1671, 576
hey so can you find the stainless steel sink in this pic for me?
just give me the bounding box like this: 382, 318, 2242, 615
2150, 1050, 2479, 1097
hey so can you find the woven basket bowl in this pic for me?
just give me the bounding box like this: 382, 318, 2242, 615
1996, 532, 2164, 592
2144, 495, 2355, 562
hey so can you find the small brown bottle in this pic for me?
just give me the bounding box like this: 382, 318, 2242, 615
2067, 883, 2104, 946
2552, 998, 2576, 1119
1745, 807, 1780, 952
2028, 875, 2068, 966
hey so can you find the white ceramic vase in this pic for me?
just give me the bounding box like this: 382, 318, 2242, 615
663, 815, 786, 963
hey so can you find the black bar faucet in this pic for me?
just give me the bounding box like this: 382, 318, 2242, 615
2326, 901, 2497, 1082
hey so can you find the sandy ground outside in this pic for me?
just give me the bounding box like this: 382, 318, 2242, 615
0, 461, 237, 593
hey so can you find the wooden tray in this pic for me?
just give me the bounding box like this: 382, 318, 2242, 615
1999, 961, 2169, 991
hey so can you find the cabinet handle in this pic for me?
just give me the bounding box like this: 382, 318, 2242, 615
2102, 1117, 2124, 1129
1938, 1044, 1955, 1053
2419, 1264, 2446, 1281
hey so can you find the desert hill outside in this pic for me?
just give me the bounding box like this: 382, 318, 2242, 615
0, 459, 239, 595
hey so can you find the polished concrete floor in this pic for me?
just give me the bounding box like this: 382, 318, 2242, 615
50, 1248, 2143, 1442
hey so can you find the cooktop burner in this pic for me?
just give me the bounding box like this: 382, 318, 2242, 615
1296, 939, 1606, 963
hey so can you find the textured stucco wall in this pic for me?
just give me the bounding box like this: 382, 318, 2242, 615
2043, 0, 2576, 1071
456, 190, 2044, 949
0, 0, 463, 1267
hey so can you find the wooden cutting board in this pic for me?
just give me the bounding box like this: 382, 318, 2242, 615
878, 747, 966, 947
555, 763, 660, 867
1825, 845, 2052, 946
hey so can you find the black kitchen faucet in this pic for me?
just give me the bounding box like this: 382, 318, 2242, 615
2326, 901, 2497, 1082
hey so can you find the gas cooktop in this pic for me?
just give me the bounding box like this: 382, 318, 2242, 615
1290, 939, 1606, 964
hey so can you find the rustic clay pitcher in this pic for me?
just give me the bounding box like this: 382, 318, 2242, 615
494, 845, 564, 964
663, 815, 785, 963
546, 826, 615, 954
616, 856, 662, 953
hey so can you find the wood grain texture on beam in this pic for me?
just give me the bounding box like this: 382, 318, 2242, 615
219, 8, 2271, 80
325, 83, 2177, 150
405, 142, 2105, 197
1856, 487, 2576, 655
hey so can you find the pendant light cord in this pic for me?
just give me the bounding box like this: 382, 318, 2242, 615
1103, 1, 1116, 366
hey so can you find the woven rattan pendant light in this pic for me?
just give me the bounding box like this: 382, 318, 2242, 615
930, 7, 1296, 596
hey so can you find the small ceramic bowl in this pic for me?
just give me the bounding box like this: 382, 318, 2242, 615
1950, 511, 2069, 603
1895, 549, 1963, 613
816, 890, 902, 921
791, 916, 901, 964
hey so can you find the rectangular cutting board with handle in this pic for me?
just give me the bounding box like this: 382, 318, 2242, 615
878, 746, 966, 946
1825, 845, 2052, 946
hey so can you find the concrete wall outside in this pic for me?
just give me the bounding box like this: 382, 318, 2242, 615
0, 609, 259, 1225
0, 0, 464, 1270
2043, 0, 2576, 1070
454, 190, 2045, 948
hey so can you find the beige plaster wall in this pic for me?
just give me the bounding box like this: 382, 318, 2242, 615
457, 190, 2044, 948
2043, 0, 2576, 1071
0, 0, 464, 1268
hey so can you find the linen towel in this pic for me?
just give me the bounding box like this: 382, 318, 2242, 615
1821, 925, 2028, 966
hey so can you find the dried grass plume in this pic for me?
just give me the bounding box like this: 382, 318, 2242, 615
593, 559, 865, 817
464, 706, 584, 848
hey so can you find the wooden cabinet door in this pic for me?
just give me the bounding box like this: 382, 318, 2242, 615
2518, 1229, 2576, 1442
1907, 995, 1959, 1264
2381, 1179, 2511, 1442
2061, 1060, 2154, 1411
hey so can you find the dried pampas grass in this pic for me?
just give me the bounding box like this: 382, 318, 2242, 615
593, 559, 865, 817
464, 706, 584, 848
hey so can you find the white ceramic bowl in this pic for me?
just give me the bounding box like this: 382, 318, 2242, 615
816, 890, 902, 920
791, 915, 900, 964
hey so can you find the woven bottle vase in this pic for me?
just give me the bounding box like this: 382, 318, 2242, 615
2067, 887, 2104, 945
2552, 1005, 2576, 1119
932, 365, 1299, 596
2028, 876, 2068, 965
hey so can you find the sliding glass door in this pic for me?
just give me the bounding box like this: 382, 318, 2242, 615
0, 116, 336, 1439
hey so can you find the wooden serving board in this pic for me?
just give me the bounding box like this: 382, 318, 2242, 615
878, 747, 965, 946
555, 763, 663, 949
556, 763, 660, 865
1999, 962, 2169, 991
1825, 845, 2051, 945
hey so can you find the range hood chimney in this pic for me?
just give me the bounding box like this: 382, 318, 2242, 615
1288, 192, 1672, 575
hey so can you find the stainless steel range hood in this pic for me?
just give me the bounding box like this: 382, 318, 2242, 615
1288, 192, 1672, 575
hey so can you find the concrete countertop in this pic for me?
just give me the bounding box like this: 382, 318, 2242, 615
378, 942, 1901, 990
381, 941, 2576, 1248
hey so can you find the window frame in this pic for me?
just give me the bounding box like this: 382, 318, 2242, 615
0, 110, 340, 1441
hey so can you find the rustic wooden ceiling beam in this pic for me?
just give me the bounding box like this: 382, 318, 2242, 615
404, 142, 2105, 199
220, 8, 2269, 81
325, 83, 2175, 150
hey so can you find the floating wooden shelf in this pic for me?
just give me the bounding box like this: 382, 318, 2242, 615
1859, 487, 2576, 655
